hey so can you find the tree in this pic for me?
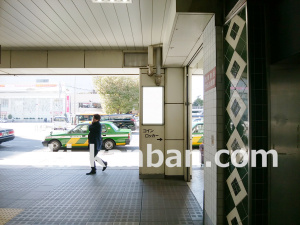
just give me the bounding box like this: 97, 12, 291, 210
93, 76, 139, 114
192, 96, 203, 107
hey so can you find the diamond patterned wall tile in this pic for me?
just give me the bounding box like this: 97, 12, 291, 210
226, 169, 247, 206
227, 207, 242, 225
225, 15, 246, 49
224, 6, 248, 224
230, 23, 240, 40
226, 52, 247, 87
231, 178, 241, 195
226, 91, 246, 127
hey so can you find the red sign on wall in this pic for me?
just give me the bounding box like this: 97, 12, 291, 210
204, 67, 216, 92
66, 96, 70, 113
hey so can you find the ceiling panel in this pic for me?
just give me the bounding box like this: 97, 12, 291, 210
0, 0, 168, 50
0, 23, 40, 48
168, 40, 195, 56
140, 0, 152, 46
152, 0, 167, 45
164, 57, 186, 67
0, 26, 32, 49
0, 3, 49, 47
3, 0, 62, 47
160, 0, 171, 44
59, 0, 99, 48
0, 0, 209, 67
101, 3, 127, 48
64, 0, 105, 48
163, 13, 213, 66
114, 3, 134, 49
45, 0, 92, 49
86, 0, 120, 49
20, 0, 73, 48
127, 0, 143, 48
172, 15, 210, 41
32, 0, 82, 48
184, 35, 203, 66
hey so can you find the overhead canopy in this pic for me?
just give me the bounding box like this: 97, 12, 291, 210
0, 0, 216, 70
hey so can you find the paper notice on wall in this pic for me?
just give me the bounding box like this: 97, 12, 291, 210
204, 67, 216, 92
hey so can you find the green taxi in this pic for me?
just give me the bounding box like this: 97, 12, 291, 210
192, 122, 204, 147
42, 121, 131, 151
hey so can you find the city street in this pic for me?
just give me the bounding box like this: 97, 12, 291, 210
0, 122, 202, 169
0, 123, 140, 169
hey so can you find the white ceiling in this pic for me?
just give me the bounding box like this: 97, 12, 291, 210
0, 0, 211, 69
0, 0, 168, 50
163, 13, 212, 67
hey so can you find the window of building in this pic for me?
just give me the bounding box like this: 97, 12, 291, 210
0, 99, 8, 108
36, 79, 49, 83
78, 102, 101, 108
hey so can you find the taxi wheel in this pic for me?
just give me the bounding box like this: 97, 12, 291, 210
103, 139, 115, 151
49, 140, 61, 151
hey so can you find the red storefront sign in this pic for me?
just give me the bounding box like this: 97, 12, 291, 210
204, 67, 216, 92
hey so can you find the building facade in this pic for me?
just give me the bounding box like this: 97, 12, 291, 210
0, 81, 67, 122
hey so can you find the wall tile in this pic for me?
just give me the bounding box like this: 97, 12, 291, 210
224, 6, 249, 224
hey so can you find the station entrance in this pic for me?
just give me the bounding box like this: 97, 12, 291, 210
0, 68, 204, 173
0, 67, 206, 224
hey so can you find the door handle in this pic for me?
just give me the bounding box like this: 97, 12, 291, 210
103, 134, 106, 136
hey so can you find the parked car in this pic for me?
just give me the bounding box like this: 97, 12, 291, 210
192, 109, 204, 118
192, 122, 204, 147
134, 116, 139, 123
193, 118, 203, 123
53, 116, 68, 130
109, 119, 136, 131
42, 121, 131, 151
101, 114, 136, 131
0, 118, 7, 123
0, 127, 15, 144
6, 118, 15, 122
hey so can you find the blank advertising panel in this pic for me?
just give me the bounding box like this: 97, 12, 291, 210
142, 87, 164, 125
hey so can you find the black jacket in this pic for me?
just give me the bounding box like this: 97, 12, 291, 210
88, 121, 102, 151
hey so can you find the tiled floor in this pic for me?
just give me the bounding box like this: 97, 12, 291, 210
187, 168, 204, 210
0, 168, 203, 225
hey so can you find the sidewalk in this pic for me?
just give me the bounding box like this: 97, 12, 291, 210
0, 167, 203, 225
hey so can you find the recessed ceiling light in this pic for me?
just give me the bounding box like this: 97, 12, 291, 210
91, 0, 132, 3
